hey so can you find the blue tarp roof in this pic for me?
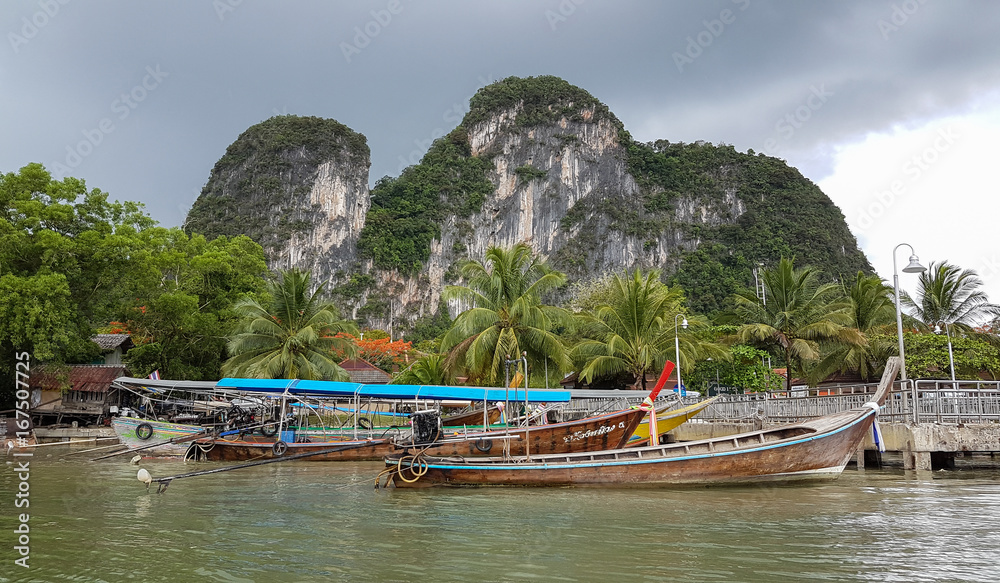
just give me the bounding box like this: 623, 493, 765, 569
215, 378, 572, 402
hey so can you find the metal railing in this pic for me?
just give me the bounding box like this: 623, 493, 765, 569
554, 391, 698, 422
695, 379, 1000, 425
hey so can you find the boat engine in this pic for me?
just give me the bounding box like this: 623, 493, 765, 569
410, 410, 440, 444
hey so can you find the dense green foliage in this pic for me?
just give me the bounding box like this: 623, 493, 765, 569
401, 300, 453, 351
571, 269, 725, 389
0, 164, 146, 372
357, 128, 493, 273
184, 115, 369, 249
616, 136, 873, 315
0, 164, 269, 407
902, 261, 1000, 334
733, 258, 864, 391
223, 269, 358, 380
117, 232, 269, 380
462, 75, 618, 129
441, 243, 572, 385
886, 331, 1000, 380
686, 343, 785, 393
514, 164, 548, 182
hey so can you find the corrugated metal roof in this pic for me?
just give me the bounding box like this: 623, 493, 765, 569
91, 334, 134, 351
30, 365, 128, 392
346, 368, 392, 384
340, 358, 392, 384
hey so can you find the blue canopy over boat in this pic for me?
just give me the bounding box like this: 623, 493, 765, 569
215, 378, 572, 403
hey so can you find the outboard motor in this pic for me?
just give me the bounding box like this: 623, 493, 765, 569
410, 410, 441, 445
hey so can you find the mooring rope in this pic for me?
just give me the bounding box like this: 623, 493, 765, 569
374, 442, 439, 490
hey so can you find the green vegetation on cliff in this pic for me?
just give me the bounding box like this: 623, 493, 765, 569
358, 76, 617, 274
462, 75, 618, 128
0, 164, 269, 407
616, 135, 872, 315
358, 127, 492, 273
184, 115, 369, 247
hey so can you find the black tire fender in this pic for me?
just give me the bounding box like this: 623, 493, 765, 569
135, 422, 154, 440
272, 440, 288, 456
474, 437, 493, 453
260, 420, 278, 437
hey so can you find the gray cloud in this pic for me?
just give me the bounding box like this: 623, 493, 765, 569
2, 0, 998, 227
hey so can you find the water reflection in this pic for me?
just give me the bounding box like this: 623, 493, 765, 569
1, 455, 999, 582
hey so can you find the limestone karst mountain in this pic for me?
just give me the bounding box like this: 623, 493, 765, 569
184, 76, 871, 332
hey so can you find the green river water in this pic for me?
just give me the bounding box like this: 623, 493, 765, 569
2, 450, 1000, 582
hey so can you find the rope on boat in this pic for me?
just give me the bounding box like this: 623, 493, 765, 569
374, 443, 435, 490
139, 440, 381, 493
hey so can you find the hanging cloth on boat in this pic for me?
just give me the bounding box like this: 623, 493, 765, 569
863, 401, 886, 453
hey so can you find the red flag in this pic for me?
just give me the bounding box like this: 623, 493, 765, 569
640, 361, 675, 411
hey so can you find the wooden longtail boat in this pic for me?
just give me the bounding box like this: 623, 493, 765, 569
409, 404, 649, 458
625, 397, 718, 447
188, 436, 398, 462
383, 358, 900, 489
189, 404, 650, 462
111, 417, 206, 456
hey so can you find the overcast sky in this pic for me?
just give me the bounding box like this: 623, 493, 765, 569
3, 0, 999, 303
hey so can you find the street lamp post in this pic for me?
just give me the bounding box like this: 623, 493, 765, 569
893, 243, 927, 381
674, 313, 688, 398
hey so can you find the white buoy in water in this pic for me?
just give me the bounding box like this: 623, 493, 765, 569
130, 455, 142, 465
137, 468, 152, 490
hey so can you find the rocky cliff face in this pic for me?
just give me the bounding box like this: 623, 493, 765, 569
184, 77, 871, 332
183, 116, 370, 282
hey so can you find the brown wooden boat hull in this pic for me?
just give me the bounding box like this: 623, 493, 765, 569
192, 438, 396, 462
389, 408, 875, 488
412, 406, 648, 458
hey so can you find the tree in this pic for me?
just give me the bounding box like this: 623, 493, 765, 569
440, 243, 572, 385
335, 331, 413, 374
811, 272, 897, 382
393, 353, 452, 385
223, 269, 358, 380
571, 269, 724, 389
734, 258, 863, 391
879, 331, 1000, 380
686, 343, 784, 393
117, 232, 268, 380
902, 261, 1000, 334
0, 164, 160, 406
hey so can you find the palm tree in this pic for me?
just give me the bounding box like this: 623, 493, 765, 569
223, 269, 358, 380
902, 261, 1000, 334
393, 353, 451, 385
734, 258, 864, 391
440, 243, 572, 385
571, 269, 724, 389
812, 271, 896, 382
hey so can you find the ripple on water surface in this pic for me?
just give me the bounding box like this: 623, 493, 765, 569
2, 456, 1000, 582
